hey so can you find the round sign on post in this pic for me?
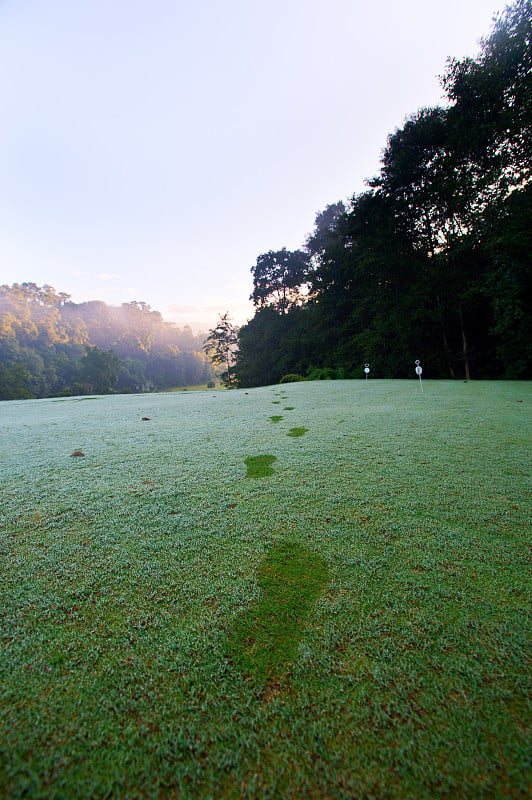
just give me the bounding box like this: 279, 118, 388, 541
415, 360, 423, 391
364, 364, 370, 383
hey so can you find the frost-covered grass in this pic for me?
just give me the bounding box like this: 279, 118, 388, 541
0, 380, 530, 799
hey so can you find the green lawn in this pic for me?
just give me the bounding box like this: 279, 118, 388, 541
0, 380, 530, 799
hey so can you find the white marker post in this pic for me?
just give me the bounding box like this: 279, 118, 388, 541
364, 364, 370, 384
415, 360, 423, 392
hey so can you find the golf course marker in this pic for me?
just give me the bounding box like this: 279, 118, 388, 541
415, 360, 423, 392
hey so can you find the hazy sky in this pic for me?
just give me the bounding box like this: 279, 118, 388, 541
0, 0, 508, 331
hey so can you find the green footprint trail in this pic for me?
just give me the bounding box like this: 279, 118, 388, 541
287, 427, 308, 437
225, 541, 329, 683
245, 455, 277, 477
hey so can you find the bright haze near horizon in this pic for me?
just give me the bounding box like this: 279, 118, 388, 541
0, 0, 509, 333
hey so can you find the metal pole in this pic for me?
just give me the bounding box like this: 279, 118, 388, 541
415, 360, 423, 392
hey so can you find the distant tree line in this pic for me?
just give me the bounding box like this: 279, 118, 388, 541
235, 0, 531, 386
0, 283, 214, 399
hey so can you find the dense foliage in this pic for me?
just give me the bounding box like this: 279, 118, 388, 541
235, 1, 531, 386
203, 312, 239, 387
0, 283, 213, 398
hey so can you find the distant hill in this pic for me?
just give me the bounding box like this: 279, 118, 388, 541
0, 282, 214, 399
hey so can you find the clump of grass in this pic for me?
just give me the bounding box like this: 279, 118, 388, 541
284, 406, 295, 410
225, 541, 329, 682
287, 427, 308, 437
269, 415, 283, 423
245, 454, 277, 477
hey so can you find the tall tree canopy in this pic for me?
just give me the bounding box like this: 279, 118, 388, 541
250, 249, 310, 312
234, 0, 531, 386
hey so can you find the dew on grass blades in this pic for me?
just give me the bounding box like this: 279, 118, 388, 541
1, 380, 530, 799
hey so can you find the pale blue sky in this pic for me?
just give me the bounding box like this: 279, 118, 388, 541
0, 0, 508, 330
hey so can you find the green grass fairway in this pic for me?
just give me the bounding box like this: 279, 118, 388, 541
0, 380, 530, 799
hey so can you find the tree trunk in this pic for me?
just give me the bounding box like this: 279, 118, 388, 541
458, 304, 471, 380
441, 322, 456, 378
437, 295, 455, 378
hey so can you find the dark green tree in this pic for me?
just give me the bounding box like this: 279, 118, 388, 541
0, 364, 34, 400
442, 0, 531, 201
306, 202, 347, 260
236, 0, 531, 387
80, 346, 121, 394
372, 107, 482, 378
203, 313, 239, 387
235, 305, 321, 386
250, 249, 310, 312
482, 182, 532, 376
